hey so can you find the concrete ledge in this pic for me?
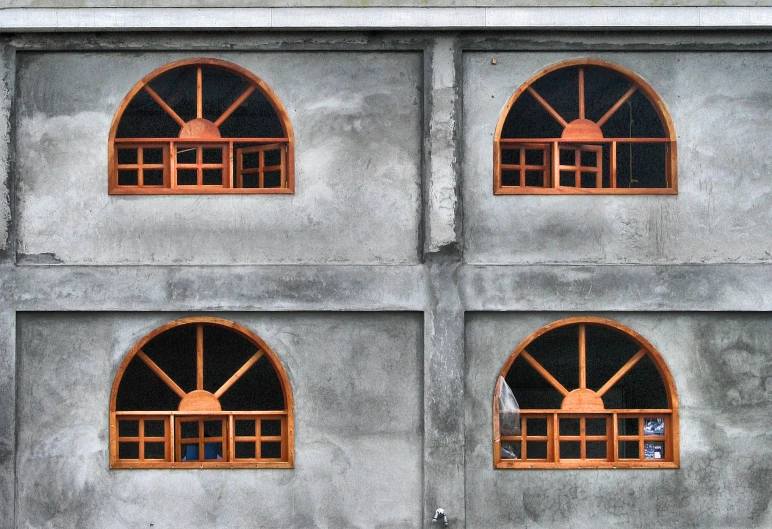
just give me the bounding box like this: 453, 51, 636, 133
2, 7, 772, 32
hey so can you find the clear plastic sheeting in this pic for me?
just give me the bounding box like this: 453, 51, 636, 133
498, 376, 521, 436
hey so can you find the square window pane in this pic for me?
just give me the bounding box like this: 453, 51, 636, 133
202, 148, 223, 164
559, 149, 575, 165
144, 442, 165, 460
586, 441, 607, 460
644, 418, 665, 436
177, 169, 197, 186
618, 417, 639, 436
145, 420, 165, 438
501, 148, 520, 165
202, 169, 223, 186
203, 420, 222, 438
526, 441, 548, 460
526, 418, 547, 436
118, 442, 139, 460
118, 170, 138, 186
501, 170, 519, 187
560, 441, 581, 459
644, 442, 665, 460
235, 420, 255, 437
118, 420, 139, 437
235, 442, 256, 459
580, 149, 599, 167
586, 418, 607, 436
180, 421, 199, 439
203, 442, 223, 460
177, 148, 197, 164
181, 443, 199, 461
580, 171, 599, 188
261, 442, 282, 459
559, 171, 576, 187
560, 418, 580, 436
525, 170, 546, 187
241, 173, 260, 188
619, 441, 639, 459
143, 148, 164, 164
117, 149, 138, 165
524, 149, 544, 166
143, 169, 164, 186
500, 442, 520, 460
242, 151, 259, 170
261, 419, 281, 437
264, 171, 282, 188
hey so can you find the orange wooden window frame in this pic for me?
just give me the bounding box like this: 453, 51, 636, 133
493, 59, 677, 195
493, 317, 680, 469
110, 317, 294, 469
108, 58, 295, 195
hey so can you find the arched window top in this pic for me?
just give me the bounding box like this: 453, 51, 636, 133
493, 317, 679, 469
109, 58, 294, 194
494, 59, 677, 195
110, 317, 294, 469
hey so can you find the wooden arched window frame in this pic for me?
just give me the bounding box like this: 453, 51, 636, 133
110, 317, 294, 469
493, 317, 679, 469
494, 59, 677, 194
109, 58, 294, 194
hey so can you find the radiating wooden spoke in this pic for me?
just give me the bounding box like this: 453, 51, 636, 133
143, 85, 186, 127
578, 324, 587, 389
578, 67, 585, 120
520, 349, 570, 397
214, 350, 265, 399
596, 348, 647, 397
197, 324, 204, 391
196, 66, 203, 119
526, 86, 568, 127
137, 350, 187, 399
215, 84, 257, 127
596, 84, 638, 128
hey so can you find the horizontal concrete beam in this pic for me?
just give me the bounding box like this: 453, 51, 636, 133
3, 263, 772, 312
2, 7, 772, 32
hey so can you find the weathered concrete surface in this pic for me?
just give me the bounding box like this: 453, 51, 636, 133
0, 44, 11, 256
14, 51, 421, 265
465, 312, 772, 528
5, 2, 771, 7
0, 311, 15, 529
16, 312, 423, 529
463, 51, 772, 265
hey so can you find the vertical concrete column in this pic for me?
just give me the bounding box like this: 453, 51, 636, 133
0, 43, 13, 259
423, 36, 464, 528
0, 310, 15, 529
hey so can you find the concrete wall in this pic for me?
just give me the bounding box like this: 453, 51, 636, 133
466, 312, 772, 529
14, 51, 421, 265
1, 29, 772, 529
16, 312, 423, 529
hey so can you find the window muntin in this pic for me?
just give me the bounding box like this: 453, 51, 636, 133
109, 58, 294, 194
110, 317, 294, 469
493, 317, 679, 469
494, 59, 677, 194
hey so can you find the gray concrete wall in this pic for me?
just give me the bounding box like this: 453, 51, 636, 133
14, 51, 421, 265
15, 312, 423, 529
465, 312, 772, 529
463, 51, 772, 265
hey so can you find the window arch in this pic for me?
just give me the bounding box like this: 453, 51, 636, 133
493, 317, 679, 469
108, 58, 294, 194
494, 59, 677, 194
110, 317, 294, 468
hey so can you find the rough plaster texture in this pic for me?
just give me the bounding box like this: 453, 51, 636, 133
0, 311, 15, 529
0, 45, 11, 254
465, 312, 772, 528
463, 51, 772, 265
15, 312, 423, 529
5, 2, 770, 7
14, 51, 421, 265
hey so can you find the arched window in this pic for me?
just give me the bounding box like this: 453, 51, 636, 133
110, 317, 294, 468
493, 317, 679, 469
108, 58, 294, 194
494, 59, 677, 194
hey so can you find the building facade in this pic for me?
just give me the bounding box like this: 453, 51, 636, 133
1, 2, 772, 528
